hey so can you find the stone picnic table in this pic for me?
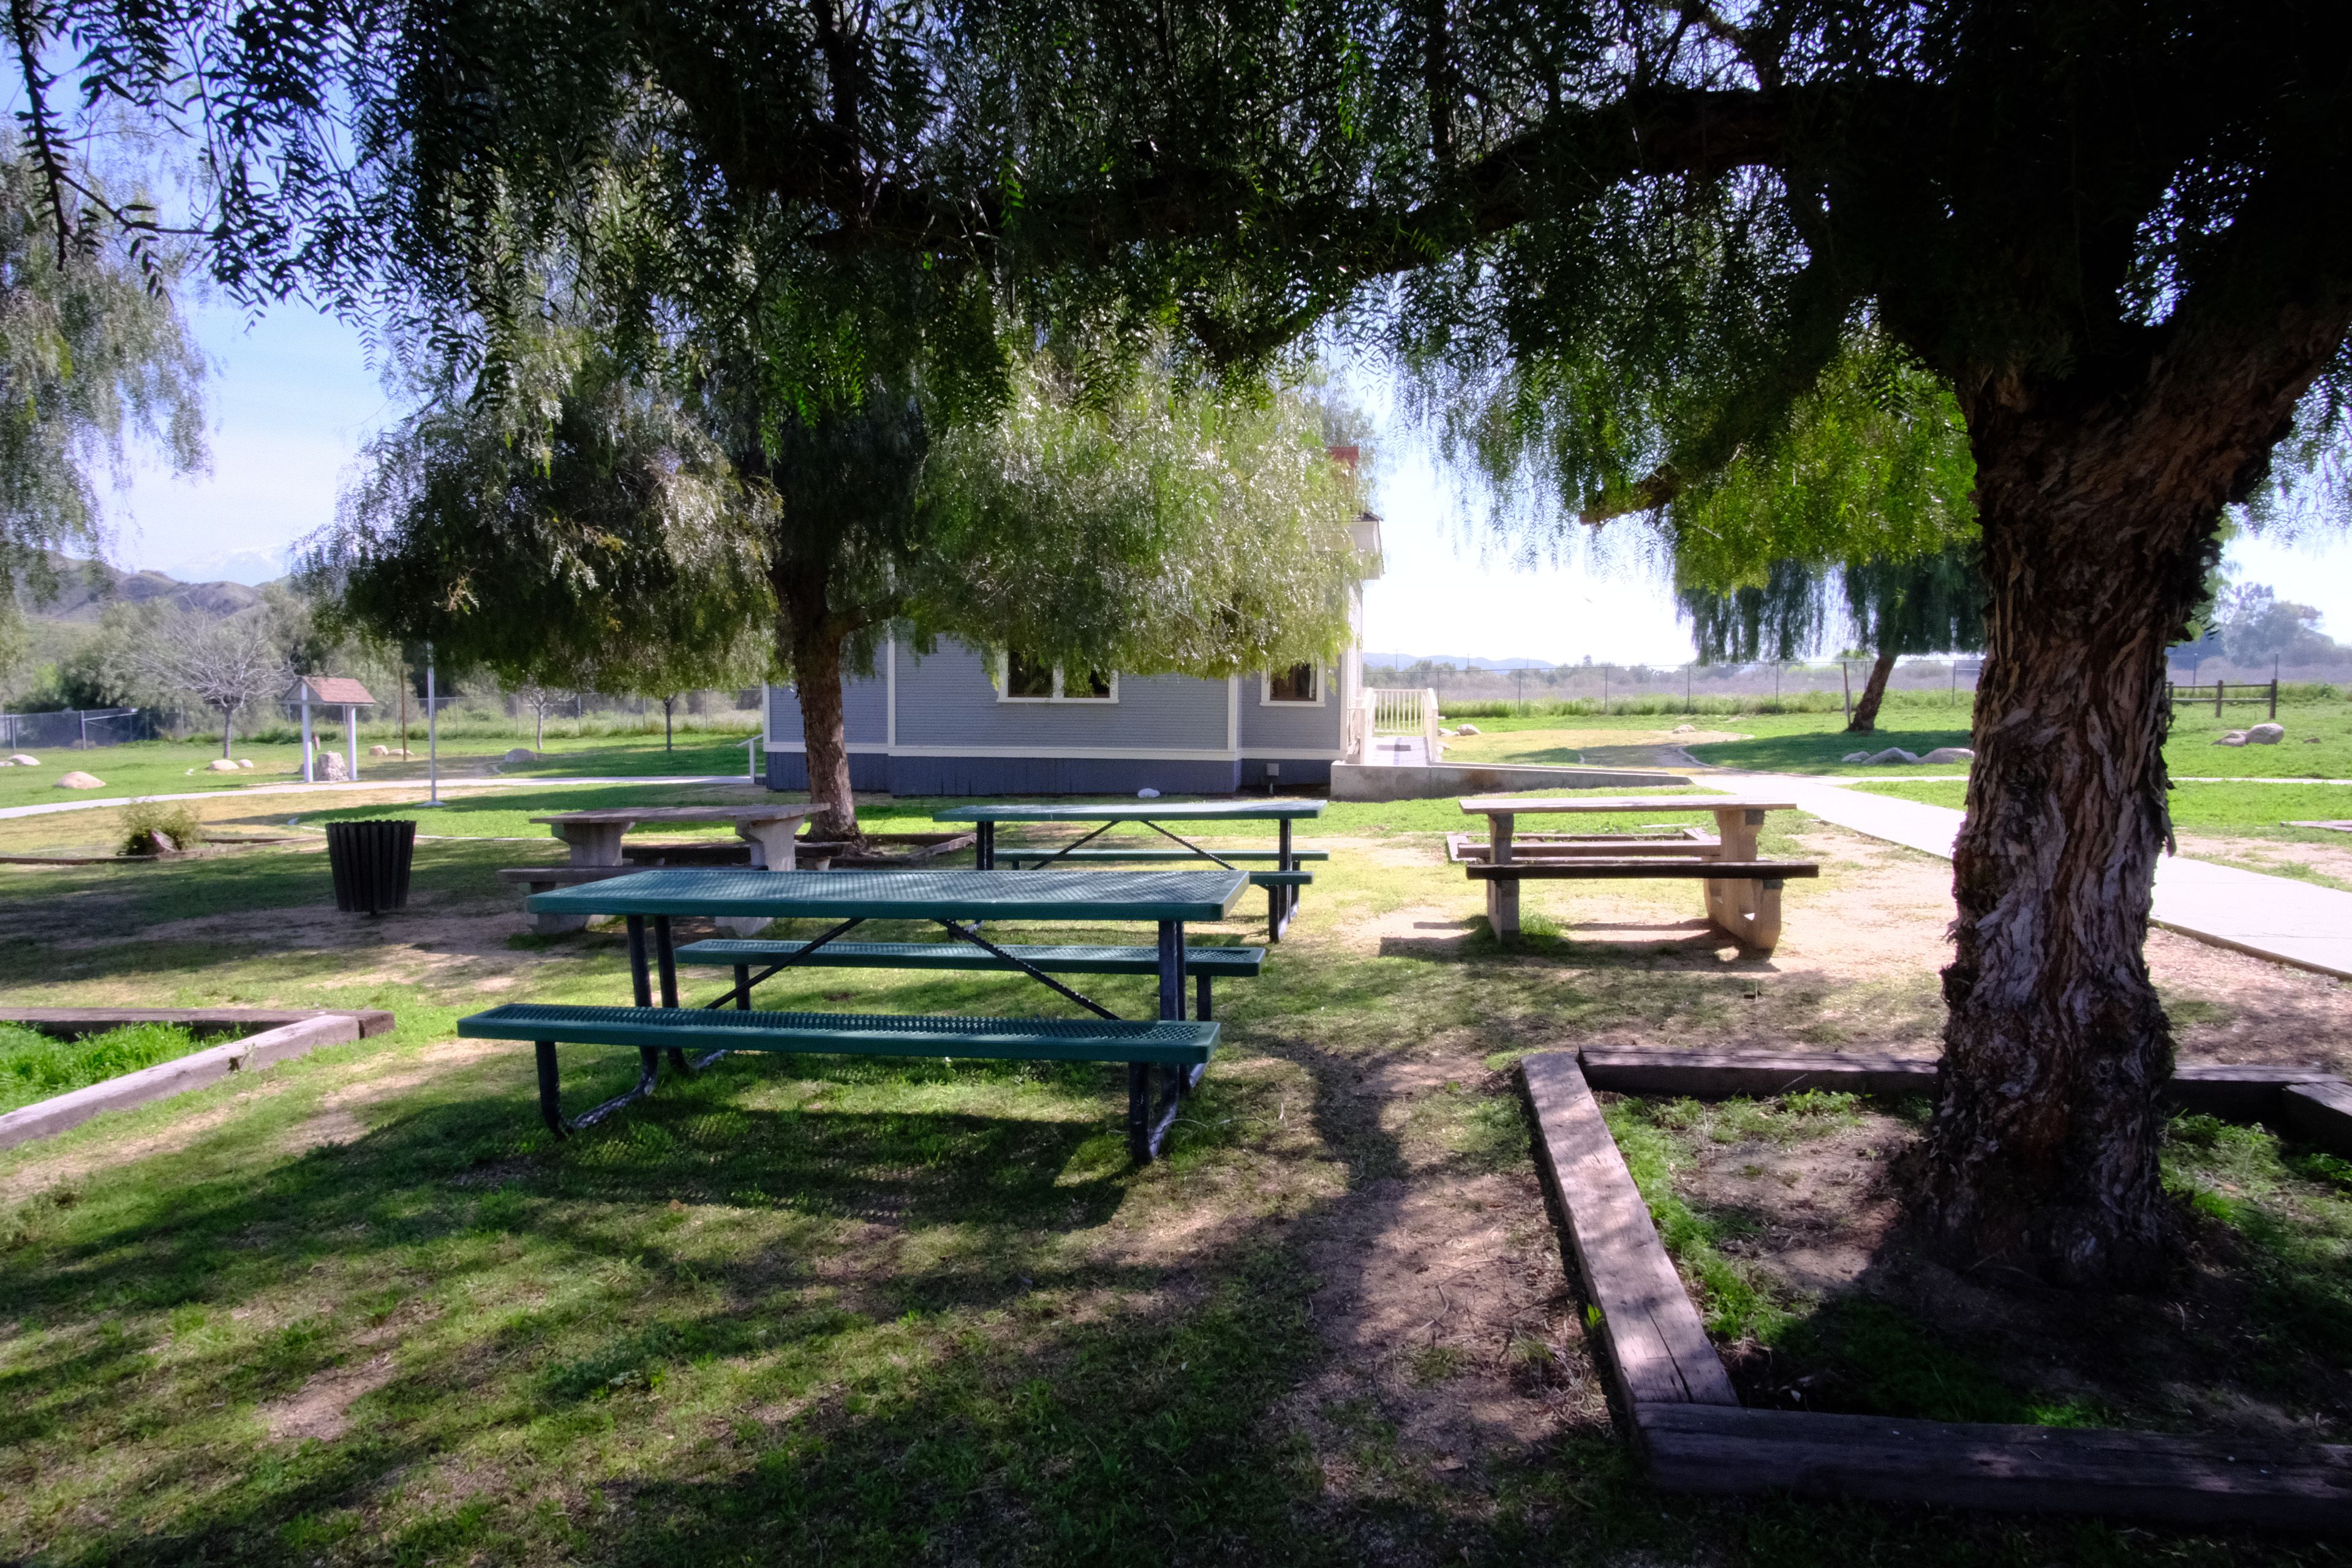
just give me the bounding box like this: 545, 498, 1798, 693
502, 804, 814, 933
1457, 795, 1817, 952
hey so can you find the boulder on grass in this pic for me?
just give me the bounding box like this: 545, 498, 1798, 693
1455, 722, 1482, 735
10, 753, 37, 766
369, 743, 391, 756
206, 758, 239, 772
314, 751, 350, 782
1671, 723, 1697, 733
55, 771, 104, 789
503, 747, 538, 764
1919, 747, 1976, 764
1866, 747, 1920, 765
238, 758, 254, 768
2215, 731, 2248, 746
2246, 722, 2285, 744
1842, 751, 1871, 763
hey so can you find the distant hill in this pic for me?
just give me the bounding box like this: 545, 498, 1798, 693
13, 556, 265, 623
159, 549, 286, 587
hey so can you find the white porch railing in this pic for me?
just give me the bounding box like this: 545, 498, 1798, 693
1361, 687, 1442, 764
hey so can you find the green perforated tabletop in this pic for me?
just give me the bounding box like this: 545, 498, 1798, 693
933, 801, 1327, 823
522, 867, 1250, 921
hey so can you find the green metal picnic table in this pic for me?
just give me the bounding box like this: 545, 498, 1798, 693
461, 867, 1248, 1159
934, 799, 1327, 938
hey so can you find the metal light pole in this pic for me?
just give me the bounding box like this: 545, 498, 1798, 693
426, 642, 442, 807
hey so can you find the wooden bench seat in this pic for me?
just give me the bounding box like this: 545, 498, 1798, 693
1470, 859, 1818, 952
458, 1001, 1219, 1156
998, 848, 1330, 864
1467, 859, 1817, 881
673, 938, 1265, 1018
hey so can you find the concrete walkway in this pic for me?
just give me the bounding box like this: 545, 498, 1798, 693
1716, 772, 2352, 982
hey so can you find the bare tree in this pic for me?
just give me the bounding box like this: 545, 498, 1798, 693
137, 612, 288, 757
504, 682, 571, 751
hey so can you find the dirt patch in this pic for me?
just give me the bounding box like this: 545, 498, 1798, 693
1631, 1097, 2352, 1444
261, 1352, 400, 1442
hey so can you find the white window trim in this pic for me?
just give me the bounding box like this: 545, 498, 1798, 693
1259, 663, 1325, 707
995, 651, 1119, 703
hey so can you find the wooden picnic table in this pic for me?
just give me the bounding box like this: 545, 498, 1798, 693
1457, 796, 1812, 951
933, 799, 1326, 938
468, 867, 1249, 1159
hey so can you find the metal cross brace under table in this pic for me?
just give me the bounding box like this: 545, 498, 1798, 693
936, 799, 1325, 936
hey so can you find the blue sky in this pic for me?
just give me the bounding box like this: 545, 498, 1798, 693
119, 300, 2352, 666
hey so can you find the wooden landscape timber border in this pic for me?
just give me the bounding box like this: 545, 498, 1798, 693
1520, 1050, 2352, 1530
0, 1008, 396, 1152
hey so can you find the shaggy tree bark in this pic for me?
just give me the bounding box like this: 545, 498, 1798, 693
1923, 298, 2352, 1284
1846, 650, 1897, 733
772, 558, 863, 843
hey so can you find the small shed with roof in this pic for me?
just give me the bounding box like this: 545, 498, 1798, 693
290, 676, 377, 783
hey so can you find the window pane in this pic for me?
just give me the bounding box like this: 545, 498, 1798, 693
1006, 651, 1054, 697
1268, 663, 1317, 702
1068, 669, 1114, 699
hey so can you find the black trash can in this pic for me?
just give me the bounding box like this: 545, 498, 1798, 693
325, 820, 417, 914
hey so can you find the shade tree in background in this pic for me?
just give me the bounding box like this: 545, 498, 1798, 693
133, 610, 287, 756
0, 141, 208, 612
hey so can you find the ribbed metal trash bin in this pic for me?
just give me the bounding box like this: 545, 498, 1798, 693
325, 820, 417, 914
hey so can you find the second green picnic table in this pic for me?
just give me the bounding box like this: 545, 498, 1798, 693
933, 799, 1326, 938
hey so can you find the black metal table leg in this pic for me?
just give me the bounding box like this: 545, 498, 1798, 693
624, 916, 660, 1088
1195, 971, 1212, 1022
535, 1040, 564, 1135
1129, 919, 1191, 1163
976, 821, 995, 870
654, 914, 689, 1072
733, 963, 752, 1009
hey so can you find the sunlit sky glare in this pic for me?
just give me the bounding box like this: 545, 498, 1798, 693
118, 301, 2352, 665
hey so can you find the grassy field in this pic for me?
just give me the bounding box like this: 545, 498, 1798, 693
0, 731, 764, 813
1851, 777, 2352, 837
4, 790, 2348, 1563
1437, 697, 2352, 779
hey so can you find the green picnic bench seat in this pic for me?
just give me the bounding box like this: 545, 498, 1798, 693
458, 1001, 1219, 1142
673, 938, 1264, 1019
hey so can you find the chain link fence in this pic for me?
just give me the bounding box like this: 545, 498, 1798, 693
0, 707, 154, 752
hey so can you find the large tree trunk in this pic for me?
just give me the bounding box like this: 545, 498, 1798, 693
1846, 650, 1897, 733
772, 559, 861, 842
1921, 297, 2351, 1286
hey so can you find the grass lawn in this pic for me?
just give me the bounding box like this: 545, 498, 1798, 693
1436, 696, 2352, 780
0, 1022, 217, 1114
5, 794, 2350, 1562
0, 730, 764, 814
1851, 776, 2352, 835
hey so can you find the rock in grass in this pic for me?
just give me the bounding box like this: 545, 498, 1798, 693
1920, 747, 1975, 763
503, 747, 537, 763
2215, 731, 2248, 746
1866, 747, 1921, 765
369, 744, 391, 755
2247, 722, 2285, 744
10, 753, 37, 766
1456, 723, 1482, 735
1842, 751, 1871, 763
238, 758, 254, 768
206, 758, 240, 772
55, 771, 104, 789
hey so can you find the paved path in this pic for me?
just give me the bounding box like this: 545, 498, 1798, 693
0, 775, 758, 823
1712, 772, 2352, 982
